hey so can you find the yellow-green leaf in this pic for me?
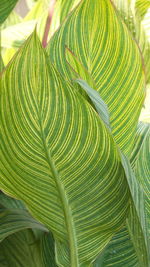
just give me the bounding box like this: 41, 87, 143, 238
0, 32, 130, 266
46, 0, 145, 156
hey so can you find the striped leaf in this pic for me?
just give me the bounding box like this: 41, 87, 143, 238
65, 48, 111, 129
120, 153, 149, 263
46, 0, 145, 156
130, 121, 150, 167
41, 232, 56, 267
94, 227, 138, 267
136, 0, 150, 18
0, 0, 19, 24
87, 90, 149, 266
65, 47, 96, 89
0, 32, 130, 266
126, 203, 149, 267
132, 123, 150, 248
112, 0, 136, 35
113, 0, 150, 84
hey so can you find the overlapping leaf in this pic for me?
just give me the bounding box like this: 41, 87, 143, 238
1, 20, 36, 49
0, 192, 25, 210
47, 0, 145, 156
74, 72, 149, 265
0, 32, 130, 266
94, 227, 138, 267
0, 229, 43, 267
0, 208, 48, 242
41, 232, 56, 267
65, 48, 111, 129
133, 122, 150, 239
1, 11, 22, 30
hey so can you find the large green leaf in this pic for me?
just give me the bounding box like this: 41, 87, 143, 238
0, 0, 19, 24
0, 32, 130, 266
46, 0, 145, 156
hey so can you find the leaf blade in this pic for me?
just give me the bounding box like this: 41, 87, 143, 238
0, 32, 130, 266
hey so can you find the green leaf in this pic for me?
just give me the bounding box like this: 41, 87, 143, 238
75, 79, 111, 130
0, 0, 19, 24
0, 54, 4, 73
126, 203, 149, 267
65, 47, 96, 89
134, 122, 150, 241
0, 192, 25, 209
120, 153, 149, 265
112, 0, 136, 35
84, 80, 150, 266
46, 0, 145, 156
0, 208, 48, 242
48, 0, 81, 39
0, 229, 43, 267
41, 232, 57, 267
0, 32, 130, 266
112, 0, 150, 84
94, 227, 138, 267
65, 48, 111, 129
130, 121, 150, 167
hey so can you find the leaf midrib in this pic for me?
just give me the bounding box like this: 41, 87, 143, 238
38, 111, 79, 266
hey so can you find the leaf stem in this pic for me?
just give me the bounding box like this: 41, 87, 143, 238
42, 0, 55, 48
